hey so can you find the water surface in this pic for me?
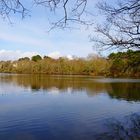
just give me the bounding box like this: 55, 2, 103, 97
0, 74, 140, 140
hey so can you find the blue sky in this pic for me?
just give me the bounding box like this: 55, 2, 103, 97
0, 0, 114, 60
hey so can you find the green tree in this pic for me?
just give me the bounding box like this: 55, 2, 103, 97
18, 57, 30, 61
31, 55, 42, 62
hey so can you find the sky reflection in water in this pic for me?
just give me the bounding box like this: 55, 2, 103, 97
0, 74, 140, 140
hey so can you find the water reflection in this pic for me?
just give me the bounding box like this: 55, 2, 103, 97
96, 113, 140, 140
0, 74, 140, 101
0, 74, 140, 140
108, 83, 140, 101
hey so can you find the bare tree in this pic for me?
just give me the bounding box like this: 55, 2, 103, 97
0, 0, 93, 28
0, 0, 139, 50
0, 0, 27, 21
33, 0, 95, 30
91, 0, 140, 50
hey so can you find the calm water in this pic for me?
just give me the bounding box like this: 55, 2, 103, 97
0, 74, 140, 140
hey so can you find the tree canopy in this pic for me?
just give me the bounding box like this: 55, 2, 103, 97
31, 55, 42, 62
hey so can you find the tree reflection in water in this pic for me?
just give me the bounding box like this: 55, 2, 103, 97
0, 74, 140, 139
1, 74, 140, 102
96, 113, 140, 140
107, 83, 140, 102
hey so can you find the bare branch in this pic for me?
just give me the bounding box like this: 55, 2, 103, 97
93, 0, 140, 50
0, 0, 28, 20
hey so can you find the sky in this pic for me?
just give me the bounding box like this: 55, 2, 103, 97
0, 0, 113, 60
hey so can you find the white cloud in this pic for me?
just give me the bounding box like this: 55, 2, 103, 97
66, 55, 73, 60
0, 50, 38, 61
0, 50, 74, 61
48, 51, 73, 60
48, 51, 62, 59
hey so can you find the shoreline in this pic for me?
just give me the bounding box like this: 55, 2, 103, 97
0, 73, 140, 79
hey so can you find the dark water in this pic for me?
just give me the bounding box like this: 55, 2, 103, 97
0, 74, 140, 140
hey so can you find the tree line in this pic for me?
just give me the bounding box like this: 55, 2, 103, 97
0, 50, 139, 77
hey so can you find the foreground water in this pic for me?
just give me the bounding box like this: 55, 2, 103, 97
0, 74, 140, 140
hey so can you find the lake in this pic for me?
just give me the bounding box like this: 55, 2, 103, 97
0, 74, 140, 140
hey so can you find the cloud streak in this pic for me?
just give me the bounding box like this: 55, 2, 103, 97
0, 32, 52, 48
